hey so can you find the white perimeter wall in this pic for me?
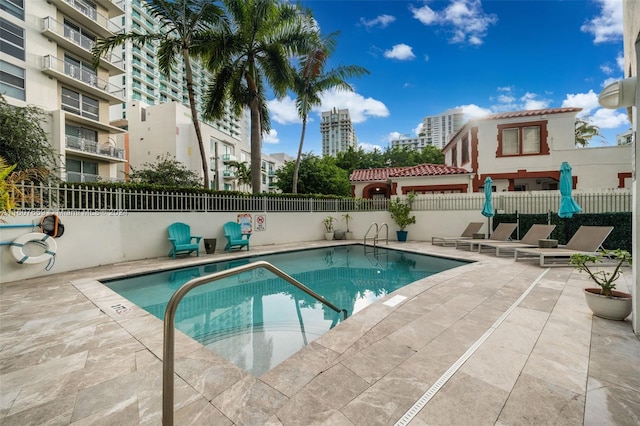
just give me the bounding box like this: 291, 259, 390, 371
0, 210, 487, 283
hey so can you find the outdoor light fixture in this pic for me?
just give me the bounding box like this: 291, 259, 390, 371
598, 76, 637, 109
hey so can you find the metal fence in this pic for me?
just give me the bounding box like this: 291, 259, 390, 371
9, 183, 632, 214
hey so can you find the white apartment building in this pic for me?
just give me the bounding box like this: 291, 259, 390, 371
617, 128, 633, 145
125, 101, 283, 193
320, 107, 356, 156
110, 0, 246, 144
417, 108, 465, 149
1, 0, 127, 182
390, 135, 435, 150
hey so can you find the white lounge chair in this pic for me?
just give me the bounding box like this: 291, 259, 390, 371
455, 222, 518, 251
476, 224, 556, 256
431, 222, 484, 247
514, 225, 614, 267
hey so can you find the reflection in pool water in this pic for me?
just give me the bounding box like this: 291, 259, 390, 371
103, 245, 468, 376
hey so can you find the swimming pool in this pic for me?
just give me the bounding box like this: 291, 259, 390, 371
103, 245, 467, 376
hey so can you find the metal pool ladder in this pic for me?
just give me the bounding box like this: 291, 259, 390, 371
161, 260, 348, 426
364, 222, 388, 247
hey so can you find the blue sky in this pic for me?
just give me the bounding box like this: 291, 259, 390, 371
261, 0, 629, 158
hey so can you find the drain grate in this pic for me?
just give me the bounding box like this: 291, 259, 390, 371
394, 268, 550, 426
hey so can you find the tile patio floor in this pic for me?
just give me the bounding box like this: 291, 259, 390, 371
1, 241, 638, 425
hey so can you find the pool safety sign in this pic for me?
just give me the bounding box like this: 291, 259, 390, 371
255, 214, 266, 231
237, 213, 252, 234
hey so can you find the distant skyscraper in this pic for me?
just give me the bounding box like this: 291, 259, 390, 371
110, 0, 246, 143
320, 108, 357, 156
414, 108, 465, 149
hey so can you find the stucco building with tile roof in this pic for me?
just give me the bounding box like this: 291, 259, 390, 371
350, 164, 472, 198
442, 107, 632, 192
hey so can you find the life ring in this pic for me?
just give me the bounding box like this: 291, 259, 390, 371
9, 232, 57, 265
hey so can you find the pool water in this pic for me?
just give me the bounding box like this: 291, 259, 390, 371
103, 245, 467, 376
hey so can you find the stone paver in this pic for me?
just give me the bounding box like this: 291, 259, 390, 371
1, 241, 638, 425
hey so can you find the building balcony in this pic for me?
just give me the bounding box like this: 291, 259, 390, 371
42, 55, 124, 104
65, 135, 126, 162
222, 154, 237, 163
222, 170, 236, 179
41, 17, 124, 76
65, 171, 123, 183
92, 0, 125, 18
47, 0, 121, 38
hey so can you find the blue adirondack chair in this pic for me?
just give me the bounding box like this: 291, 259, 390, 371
167, 222, 202, 259
223, 221, 251, 252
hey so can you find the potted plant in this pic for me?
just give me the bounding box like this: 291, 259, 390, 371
570, 249, 632, 321
342, 213, 353, 240
388, 192, 416, 242
322, 216, 336, 240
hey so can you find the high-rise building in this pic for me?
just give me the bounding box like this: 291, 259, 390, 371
390, 135, 436, 150
320, 107, 356, 156
416, 108, 465, 149
111, 0, 246, 144
1, 0, 128, 182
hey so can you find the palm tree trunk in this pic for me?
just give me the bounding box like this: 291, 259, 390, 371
183, 51, 210, 189
292, 115, 307, 194
250, 100, 262, 194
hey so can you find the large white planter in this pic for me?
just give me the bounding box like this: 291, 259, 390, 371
583, 288, 632, 321
324, 232, 334, 241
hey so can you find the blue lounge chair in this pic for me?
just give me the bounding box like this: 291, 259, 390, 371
167, 222, 202, 259
223, 221, 250, 252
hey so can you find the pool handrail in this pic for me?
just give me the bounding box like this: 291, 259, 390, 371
162, 260, 348, 426
364, 222, 389, 247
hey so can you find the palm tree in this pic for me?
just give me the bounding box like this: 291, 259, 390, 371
575, 117, 602, 146
200, 0, 317, 194
91, 0, 227, 189
290, 32, 369, 193
1, 156, 49, 221
227, 160, 251, 192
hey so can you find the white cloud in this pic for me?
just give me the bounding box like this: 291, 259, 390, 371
267, 96, 300, 125
456, 104, 492, 120
616, 52, 624, 71
358, 142, 384, 153
561, 90, 600, 116
589, 108, 630, 129
580, 0, 623, 44
497, 94, 515, 104
387, 131, 404, 142
410, 0, 497, 46
316, 89, 389, 123
600, 64, 613, 75
561, 89, 629, 130
384, 44, 416, 60
360, 14, 396, 29
410, 4, 438, 25
413, 122, 424, 136
268, 90, 388, 129
263, 129, 279, 144
520, 92, 550, 110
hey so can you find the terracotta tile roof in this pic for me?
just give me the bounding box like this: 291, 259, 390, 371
482, 107, 582, 121
350, 164, 470, 182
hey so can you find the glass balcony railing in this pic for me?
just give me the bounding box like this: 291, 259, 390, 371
55, 0, 121, 33
41, 17, 123, 70
42, 55, 124, 101
65, 135, 125, 159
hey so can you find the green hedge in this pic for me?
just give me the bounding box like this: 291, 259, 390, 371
494, 212, 631, 252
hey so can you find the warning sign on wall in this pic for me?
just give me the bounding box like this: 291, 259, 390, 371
255, 214, 266, 231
